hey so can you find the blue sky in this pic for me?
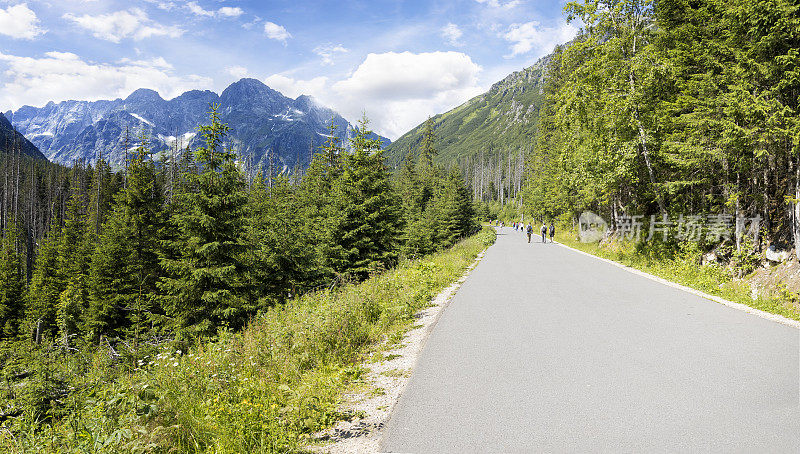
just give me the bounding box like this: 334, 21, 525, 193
0, 0, 579, 139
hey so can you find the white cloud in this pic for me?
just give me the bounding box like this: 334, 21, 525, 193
503, 20, 578, 58
225, 65, 249, 79
63, 8, 184, 43
142, 0, 177, 11
187, 1, 214, 17
0, 51, 212, 110
313, 43, 348, 66
475, 0, 521, 9
263, 21, 290, 43
0, 3, 46, 39
186, 2, 243, 18
263, 51, 483, 139
263, 74, 329, 99
218, 7, 244, 17
441, 23, 463, 47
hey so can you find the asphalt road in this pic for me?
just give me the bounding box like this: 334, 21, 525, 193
380, 228, 800, 453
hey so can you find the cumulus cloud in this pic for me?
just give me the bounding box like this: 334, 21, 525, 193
475, 0, 521, 9
226, 65, 250, 79
263, 21, 290, 43
0, 3, 46, 39
263, 51, 483, 139
0, 51, 212, 110
63, 8, 184, 43
313, 43, 348, 66
503, 20, 578, 58
263, 74, 329, 99
187, 2, 244, 18
441, 23, 463, 47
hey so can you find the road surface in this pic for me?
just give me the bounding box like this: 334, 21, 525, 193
380, 228, 800, 453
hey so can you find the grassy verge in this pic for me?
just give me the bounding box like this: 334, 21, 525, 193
557, 230, 800, 322
1, 227, 496, 453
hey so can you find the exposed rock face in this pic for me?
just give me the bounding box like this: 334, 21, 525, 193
5, 78, 389, 170
765, 245, 791, 263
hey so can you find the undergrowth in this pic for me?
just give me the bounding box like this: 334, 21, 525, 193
557, 230, 800, 322
0, 228, 496, 453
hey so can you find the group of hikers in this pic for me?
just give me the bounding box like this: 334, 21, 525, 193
505, 221, 555, 243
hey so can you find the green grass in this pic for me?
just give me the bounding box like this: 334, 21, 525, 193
557, 230, 800, 322
1, 227, 496, 453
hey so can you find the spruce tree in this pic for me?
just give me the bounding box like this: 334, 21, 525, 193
159, 105, 249, 338
87, 134, 164, 343
0, 222, 25, 338
25, 221, 62, 340
246, 175, 315, 306
322, 116, 402, 279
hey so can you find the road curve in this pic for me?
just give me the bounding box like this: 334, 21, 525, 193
380, 228, 800, 453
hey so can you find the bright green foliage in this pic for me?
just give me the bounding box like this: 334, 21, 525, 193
296, 124, 345, 283
522, 0, 800, 254
160, 105, 249, 338
58, 274, 87, 348
2, 228, 495, 453
0, 222, 25, 338
432, 170, 476, 249
1, 105, 480, 452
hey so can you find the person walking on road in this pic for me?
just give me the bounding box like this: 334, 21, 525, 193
549, 223, 555, 243
526, 223, 532, 243
540, 223, 547, 243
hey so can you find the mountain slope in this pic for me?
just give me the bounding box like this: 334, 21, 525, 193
5, 79, 388, 170
0, 112, 47, 159
384, 54, 552, 168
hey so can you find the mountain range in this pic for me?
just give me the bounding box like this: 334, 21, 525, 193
4, 78, 388, 171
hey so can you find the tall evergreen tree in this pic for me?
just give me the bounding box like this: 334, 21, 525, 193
87, 134, 165, 343
322, 117, 402, 279
0, 222, 25, 338
25, 221, 62, 340
159, 105, 249, 338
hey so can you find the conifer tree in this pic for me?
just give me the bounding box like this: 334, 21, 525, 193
0, 222, 25, 338
25, 221, 62, 340
159, 105, 249, 338
296, 124, 345, 282
87, 134, 164, 343
246, 175, 315, 306
322, 116, 402, 279
433, 169, 476, 248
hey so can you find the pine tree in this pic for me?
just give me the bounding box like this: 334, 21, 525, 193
296, 124, 345, 282
246, 175, 315, 306
322, 116, 402, 279
87, 133, 165, 343
25, 221, 62, 340
0, 221, 25, 338
159, 105, 249, 338
433, 169, 476, 248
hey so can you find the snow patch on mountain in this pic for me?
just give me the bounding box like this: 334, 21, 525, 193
130, 113, 154, 126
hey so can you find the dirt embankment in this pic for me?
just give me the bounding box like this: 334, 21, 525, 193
748, 258, 800, 309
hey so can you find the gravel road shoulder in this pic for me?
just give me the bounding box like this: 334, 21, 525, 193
308, 249, 488, 454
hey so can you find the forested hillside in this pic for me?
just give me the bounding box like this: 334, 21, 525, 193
384, 57, 551, 206
0, 105, 477, 449
522, 0, 798, 255
0, 113, 46, 160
